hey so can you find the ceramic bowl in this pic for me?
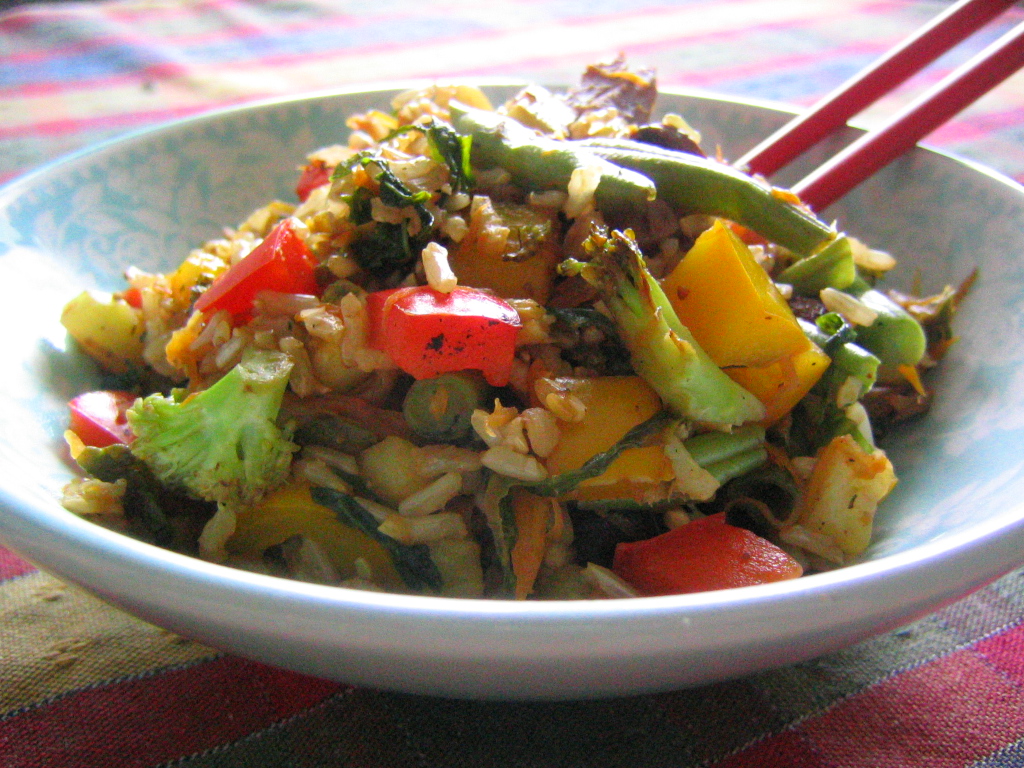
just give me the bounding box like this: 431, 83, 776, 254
1, 85, 1023, 700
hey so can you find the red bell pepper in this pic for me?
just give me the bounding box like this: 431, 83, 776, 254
366, 286, 521, 387
295, 160, 332, 202
612, 513, 802, 596
69, 390, 137, 447
194, 218, 319, 323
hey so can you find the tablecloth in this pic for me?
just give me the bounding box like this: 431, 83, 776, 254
3, 0, 1024, 765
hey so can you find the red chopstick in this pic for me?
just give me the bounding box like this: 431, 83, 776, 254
793, 19, 1024, 211
736, 0, 1018, 178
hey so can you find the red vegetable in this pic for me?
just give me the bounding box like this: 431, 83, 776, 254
121, 286, 143, 309
612, 513, 803, 596
366, 286, 521, 386
69, 391, 137, 447
194, 218, 319, 323
295, 160, 332, 202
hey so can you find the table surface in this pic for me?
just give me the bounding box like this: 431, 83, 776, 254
3, 1, 1024, 765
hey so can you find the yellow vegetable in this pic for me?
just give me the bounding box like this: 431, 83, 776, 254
167, 248, 229, 311
544, 376, 673, 502
358, 436, 431, 507
227, 482, 402, 586
429, 538, 485, 598
788, 434, 897, 559
447, 198, 561, 302
60, 290, 145, 374
725, 340, 831, 425
662, 219, 808, 368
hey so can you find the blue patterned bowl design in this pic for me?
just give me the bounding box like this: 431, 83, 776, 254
0, 86, 1022, 699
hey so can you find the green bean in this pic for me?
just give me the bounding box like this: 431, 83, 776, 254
685, 423, 769, 486
577, 137, 836, 256
799, 318, 880, 393
845, 278, 927, 368
451, 107, 656, 211
704, 446, 769, 486
776, 234, 856, 295
683, 424, 766, 468
402, 372, 491, 443
293, 414, 379, 452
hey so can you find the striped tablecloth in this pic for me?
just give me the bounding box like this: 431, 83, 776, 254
3, 1, 1024, 765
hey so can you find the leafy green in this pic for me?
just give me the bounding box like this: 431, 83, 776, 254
337, 153, 436, 275
75, 443, 213, 548
309, 486, 443, 593
484, 409, 673, 596
426, 121, 474, 193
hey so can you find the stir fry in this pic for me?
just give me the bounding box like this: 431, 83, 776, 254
60, 60, 966, 599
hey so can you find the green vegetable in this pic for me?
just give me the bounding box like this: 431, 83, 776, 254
309, 486, 443, 592
484, 408, 674, 596
75, 443, 212, 547
450, 106, 657, 212
562, 228, 765, 427
845, 278, 928, 368
293, 414, 379, 453
127, 350, 298, 508
684, 425, 768, 486
60, 290, 145, 375
425, 121, 474, 193
791, 317, 880, 453
578, 137, 836, 256
801, 317, 880, 395
402, 372, 490, 443
338, 153, 436, 275
776, 234, 857, 294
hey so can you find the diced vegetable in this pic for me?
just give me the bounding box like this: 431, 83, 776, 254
776, 234, 856, 295
612, 512, 803, 596
365, 285, 521, 386
228, 482, 402, 586
725, 341, 832, 425
295, 160, 332, 202
402, 372, 490, 443
785, 434, 897, 560
193, 218, 319, 322
69, 391, 137, 447
357, 435, 432, 507
447, 199, 562, 303
60, 290, 145, 374
429, 538, 485, 597
564, 228, 765, 427
662, 219, 809, 368
543, 376, 673, 503
846, 284, 928, 369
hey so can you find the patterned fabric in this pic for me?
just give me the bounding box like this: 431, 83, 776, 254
2, 0, 1024, 764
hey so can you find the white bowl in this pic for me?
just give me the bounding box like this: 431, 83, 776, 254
1, 84, 1022, 700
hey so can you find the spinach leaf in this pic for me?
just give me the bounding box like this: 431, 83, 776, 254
309, 486, 443, 593
426, 122, 474, 193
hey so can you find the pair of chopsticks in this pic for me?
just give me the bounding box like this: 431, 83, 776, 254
736, 0, 1024, 211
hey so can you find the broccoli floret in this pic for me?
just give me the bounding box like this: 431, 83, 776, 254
127, 350, 298, 508
562, 227, 765, 428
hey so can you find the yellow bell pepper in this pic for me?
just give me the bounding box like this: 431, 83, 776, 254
725, 340, 830, 425
543, 376, 673, 502
227, 482, 402, 587
662, 219, 808, 368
